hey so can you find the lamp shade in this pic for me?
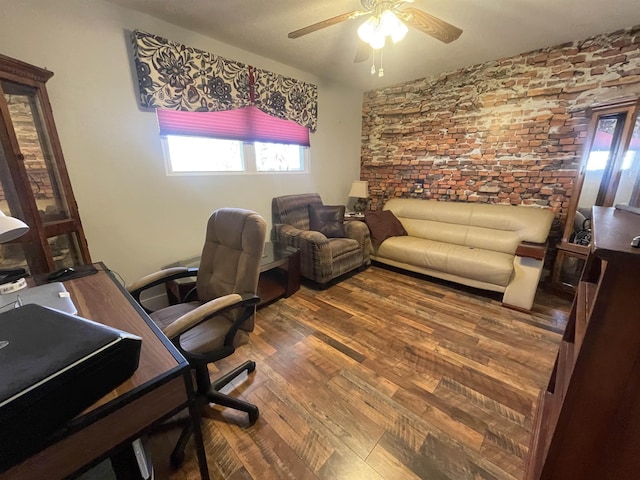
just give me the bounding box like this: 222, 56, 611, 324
0, 211, 29, 243
348, 181, 369, 198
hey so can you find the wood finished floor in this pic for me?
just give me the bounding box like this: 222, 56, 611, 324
147, 265, 571, 480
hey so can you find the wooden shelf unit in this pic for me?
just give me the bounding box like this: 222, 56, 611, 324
525, 206, 640, 479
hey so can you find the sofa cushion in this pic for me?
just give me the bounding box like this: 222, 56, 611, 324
309, 205, 346, 238
365, 210, 408, 246
377, 236, 515, 287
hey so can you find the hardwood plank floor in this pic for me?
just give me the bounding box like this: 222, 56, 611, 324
147, 265, 570, 480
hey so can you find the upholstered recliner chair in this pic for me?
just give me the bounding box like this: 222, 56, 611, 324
127, 207, 266, 466
272, 193, 371, 287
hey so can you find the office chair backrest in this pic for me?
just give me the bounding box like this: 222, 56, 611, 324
196, 208, 266, 331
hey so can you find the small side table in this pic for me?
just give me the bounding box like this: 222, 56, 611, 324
257, 242, 300, 305
163, 242, 300, 307
344, 212, 365, 221
549, 241, 589, 295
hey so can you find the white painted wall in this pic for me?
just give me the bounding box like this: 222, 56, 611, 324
0, 0, 363, 283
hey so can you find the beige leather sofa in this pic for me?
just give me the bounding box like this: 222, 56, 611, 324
371, 199, 554, 310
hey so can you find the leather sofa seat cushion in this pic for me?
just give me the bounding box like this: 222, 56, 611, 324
377, 236, 514, 287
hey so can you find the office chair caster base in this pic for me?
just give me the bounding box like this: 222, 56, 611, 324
206, 389, 260, 424
248, 405, 259, 425
210, 359, 256, 391
169, 423, 193, 469
170, 449, 185, 470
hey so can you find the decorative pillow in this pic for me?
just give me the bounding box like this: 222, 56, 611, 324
365, 210, 408, 246
309, 205, 347, 238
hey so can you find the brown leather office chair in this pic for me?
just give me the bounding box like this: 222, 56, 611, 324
127, 207, 266, 466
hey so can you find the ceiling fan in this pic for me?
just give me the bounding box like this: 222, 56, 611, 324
288, 1, 463, 61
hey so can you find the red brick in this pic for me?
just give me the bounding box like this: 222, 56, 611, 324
361, 25, 639, 234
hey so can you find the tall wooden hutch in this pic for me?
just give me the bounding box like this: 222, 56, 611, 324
0, 54, 90, 274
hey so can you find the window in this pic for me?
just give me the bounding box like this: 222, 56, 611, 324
255, 142, 305, 172
158, 107, 310, 175
578, 107, 640, 209
165, 136, 243, 172
163, 136, 308, 174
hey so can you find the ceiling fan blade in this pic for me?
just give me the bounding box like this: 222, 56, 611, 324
288, 10, 370, 39
399, 7, 463, 44
354, 42, 371, 63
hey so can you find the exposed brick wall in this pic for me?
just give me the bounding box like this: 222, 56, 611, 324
361, 25, 640, 247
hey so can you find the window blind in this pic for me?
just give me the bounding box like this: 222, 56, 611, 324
157, 106, 310, 146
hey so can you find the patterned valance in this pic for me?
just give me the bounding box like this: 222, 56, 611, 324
131, 30, 317, 132
252, 68, 317, 135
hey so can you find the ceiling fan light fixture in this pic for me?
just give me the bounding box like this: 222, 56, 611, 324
380, 10, 407, 43
369, 30, 386, 49
288, 1, 462, 78
391, 20, 408, 43
357, 16, 377, 44
358, 9, 408, 50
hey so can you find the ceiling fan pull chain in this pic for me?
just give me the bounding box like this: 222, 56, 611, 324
378, 48, 384, 77
371, 47, 376, 75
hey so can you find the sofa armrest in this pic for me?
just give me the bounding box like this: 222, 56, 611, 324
273, 223, 332, 282
503, 241, 549, 311
344, 221, 369, 242
515, 241, 547, 260
273, 223, 328, 247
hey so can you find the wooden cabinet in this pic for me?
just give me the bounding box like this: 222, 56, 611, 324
525, 206, 640, 479
0, 54, 91, 274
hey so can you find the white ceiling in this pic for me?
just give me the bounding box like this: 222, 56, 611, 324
108, 0, 640, 91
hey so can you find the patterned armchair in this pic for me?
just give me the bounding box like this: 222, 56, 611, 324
272, 193, 371, 287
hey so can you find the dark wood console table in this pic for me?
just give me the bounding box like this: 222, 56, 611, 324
165, 242, 300, 308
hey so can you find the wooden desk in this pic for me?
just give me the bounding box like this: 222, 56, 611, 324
0, 263, 210, 480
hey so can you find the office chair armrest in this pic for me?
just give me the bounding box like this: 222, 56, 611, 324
126, 267, 199, 300
223, 293, 261, 345
163, 293, 259, 340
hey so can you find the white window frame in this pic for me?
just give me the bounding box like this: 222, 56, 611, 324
161, 135, 310, 176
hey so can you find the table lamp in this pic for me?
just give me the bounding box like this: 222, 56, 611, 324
0, 211, 29, 293
348, 180, 369, 213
